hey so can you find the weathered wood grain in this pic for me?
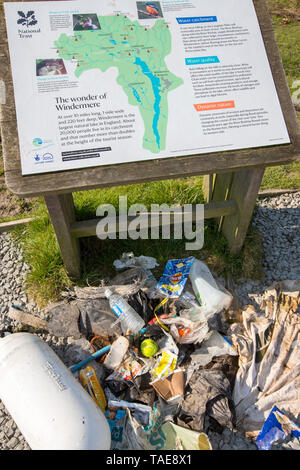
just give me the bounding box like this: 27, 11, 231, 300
0, 217, 35, 233
44, 193, 81, 278
69, 200, 238, 238
221, 168, 265, 253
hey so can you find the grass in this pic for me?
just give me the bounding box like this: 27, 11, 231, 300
1, 0, 300, 305
261, 161, 300, 189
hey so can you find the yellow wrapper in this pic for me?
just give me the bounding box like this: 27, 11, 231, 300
151, 351, 177, 380
79, 365, 107, 414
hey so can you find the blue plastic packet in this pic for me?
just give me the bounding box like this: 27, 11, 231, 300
105, 408, 127, 448
157, 257, 195, 298
256, 405, 300, 450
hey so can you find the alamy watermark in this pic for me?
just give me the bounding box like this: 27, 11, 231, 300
96, 196, 204, 250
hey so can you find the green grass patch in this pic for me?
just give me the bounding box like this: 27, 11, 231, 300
261, 161, 300, 189
73, 177, 205, 221
272, 19, 300, 86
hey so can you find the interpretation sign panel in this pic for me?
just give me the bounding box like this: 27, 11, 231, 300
4, 0, 290, 175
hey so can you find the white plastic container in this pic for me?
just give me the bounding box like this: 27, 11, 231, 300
0, 333, 111, 450
189, 259, 232, 318
103, 335, 129, 370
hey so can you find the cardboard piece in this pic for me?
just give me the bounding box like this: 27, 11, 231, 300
151, 369, 184, 403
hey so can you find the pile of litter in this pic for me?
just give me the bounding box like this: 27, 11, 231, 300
1, 252, 300, 450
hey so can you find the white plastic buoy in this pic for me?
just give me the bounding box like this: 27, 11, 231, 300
0, 333, 111, 450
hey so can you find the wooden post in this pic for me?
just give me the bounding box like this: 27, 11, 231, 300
203, 168, 265, 253
44, 193, 81, 279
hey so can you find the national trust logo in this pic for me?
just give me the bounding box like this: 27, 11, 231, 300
17, 11, 38, 27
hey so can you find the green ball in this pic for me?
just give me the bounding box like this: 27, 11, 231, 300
140, 339, 158, 357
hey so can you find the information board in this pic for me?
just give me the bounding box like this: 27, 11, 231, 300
4, 0, 290, 175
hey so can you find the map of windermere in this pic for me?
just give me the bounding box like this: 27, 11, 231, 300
55, 14, 183, 153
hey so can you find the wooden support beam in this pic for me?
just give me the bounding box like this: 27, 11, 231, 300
69, 200, 238, 238
0, 217, 35, 233
204, 168, 265, 254
221, 168, 265, 253
44, 193, 81, 279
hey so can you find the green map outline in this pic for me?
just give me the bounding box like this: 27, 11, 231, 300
55, 14, 183, 153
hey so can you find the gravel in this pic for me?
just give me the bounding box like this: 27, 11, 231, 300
0, 191, 299, 450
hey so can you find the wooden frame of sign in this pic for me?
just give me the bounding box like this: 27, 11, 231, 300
0, 0, 299, 278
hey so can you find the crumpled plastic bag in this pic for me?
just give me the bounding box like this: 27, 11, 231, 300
105, 407, 143, 450
227, 280, 300, 437
177, 369, 235, 432
125, 401, 212, 450
113, 252, 159, 271
161, 316, 209, 344
190, 330, 238, 367
255, 405, 300, 450
189, 259, 233, 319
77, 298, 122, 338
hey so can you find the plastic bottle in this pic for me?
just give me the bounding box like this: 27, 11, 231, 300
105, 289, 145, 334
189, 259, 232, 318
103, 336, 129, 370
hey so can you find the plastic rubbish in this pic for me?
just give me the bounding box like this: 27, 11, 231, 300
89, 335, 111, 357
0, 333, 111, 450
179, 305, 208, 323
151, 351, 178, 380
204, 354, 239, 392
190, 330, 238, 367
177, 369, 235, 433
106, 407, 128, 449
256, 406, 300, 450
189, 259, 232, 318
105, 288, 145, 334
106, 354, 150, 386
77, 298, 122, 338
157, 257, 195, 298
9, 302, 82, 339
127, 290, 156, 324
105, 406, 143, 450
127, 401, 212, 450
79, 365, 107, 414
113, 252, 159, 271
176, 290, 199, 309
161, 316, 209, 344
108, 400, 152, 426
149, 332, 179, 380
160, 422, 212, 450
227, 281, 300, 436
69, 345, 111, 373
103, 336, 129, 371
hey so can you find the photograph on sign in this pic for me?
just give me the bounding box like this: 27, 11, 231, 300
4, 0, 290, 175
